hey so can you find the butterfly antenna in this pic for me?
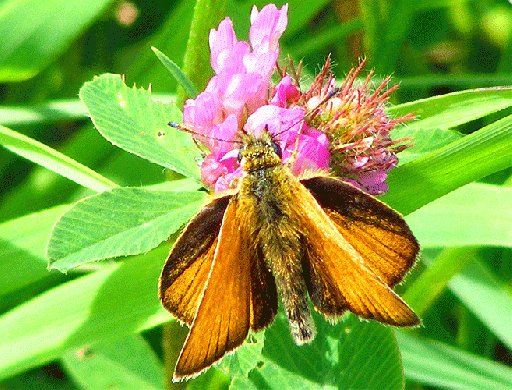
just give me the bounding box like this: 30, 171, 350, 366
168, 122, 242, 145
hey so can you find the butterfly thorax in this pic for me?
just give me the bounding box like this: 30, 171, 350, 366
238, 132, 292, 210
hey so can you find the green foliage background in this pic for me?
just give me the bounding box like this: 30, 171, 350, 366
1, 0, 512, 389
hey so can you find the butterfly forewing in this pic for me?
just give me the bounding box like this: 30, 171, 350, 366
159, 195, 231, 325
302, 177, 419, 287
174, 195, 255, 380
292, 177, 420, 326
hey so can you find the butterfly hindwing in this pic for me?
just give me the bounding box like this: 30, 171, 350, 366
292, 176, 419, 326
249, 246, 278, 331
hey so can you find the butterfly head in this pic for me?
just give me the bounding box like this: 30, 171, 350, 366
239, 129, 283, 172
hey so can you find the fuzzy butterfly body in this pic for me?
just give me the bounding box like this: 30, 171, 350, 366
159, 130, 419, 381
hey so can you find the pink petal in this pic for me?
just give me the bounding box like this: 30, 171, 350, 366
250, 4, 288, 55
245, 105, 304, 137
214, 166, 243, 192
243, 51, 278, 78
215, 41, 250, 75
183, 91, 221, 136
209, 18, 238, 73
282, 129, 330, 175
201, 154, 228, 189
271, 75, 301, 107
218, 72, 265, 121
356, 170, 389, 195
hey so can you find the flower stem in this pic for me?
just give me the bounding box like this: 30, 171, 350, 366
177, 0, 228, 108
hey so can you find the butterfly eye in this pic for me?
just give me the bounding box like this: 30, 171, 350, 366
272, 141, 282, 159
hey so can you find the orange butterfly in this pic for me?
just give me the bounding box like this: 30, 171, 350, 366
159, 129, 419, 381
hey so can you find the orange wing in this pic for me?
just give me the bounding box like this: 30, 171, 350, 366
293, 177, 419, 326
174, 194, 267, 380
159, 195, 231, 325
302, 177, 419, 288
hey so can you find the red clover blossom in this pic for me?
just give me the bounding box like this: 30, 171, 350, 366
182, 3, 413, 195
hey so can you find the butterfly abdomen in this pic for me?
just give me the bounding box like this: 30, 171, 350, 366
252, 185, 316, 344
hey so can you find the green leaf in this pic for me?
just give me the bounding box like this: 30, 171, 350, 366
249, 313, 404, 390
152, 47, 198, 98
0, 205, 69, 298
125, 0, 195, 90
0, 99, 88, 126
0, 245, 170, 380
221, 332, 265, 378
0, 95, 176, 127
389, 87, 512, 130
48, 187, 205, 272
398, 332, 512, 390
360, 0, 418, 73
61, 334, 164, 390
0, 0, 115, 81
403, 248, 479, 316
383, 114, 512, 215
230, 376, 259, 390
0, 126, 116, 192
449, 259, 512, 351
79, 73, 201, 179
288, 18, 363, 58
145, 177, 203, 192
285, 0, 332, 37
406, 183, 512, 248
393, 127, 462, 165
